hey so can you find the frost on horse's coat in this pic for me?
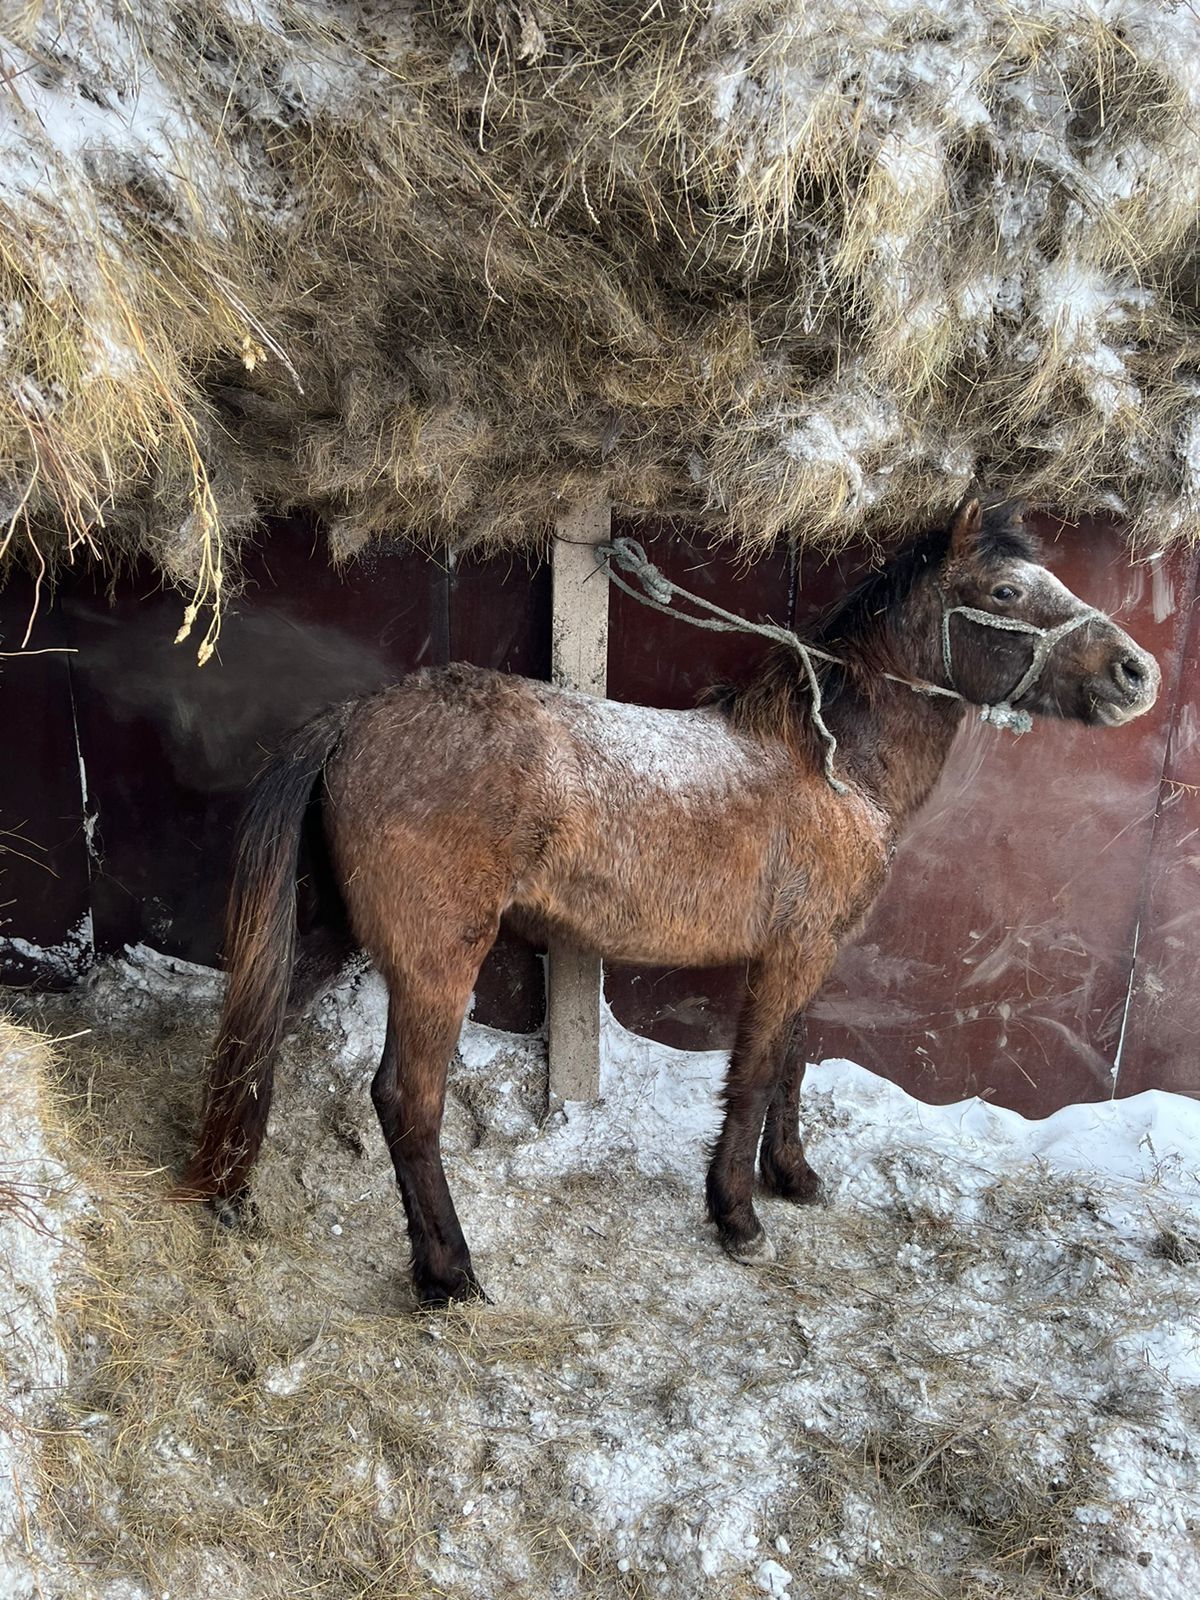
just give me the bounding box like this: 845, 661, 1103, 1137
563, 695, 769, 798
519, 689, 824, 967
178, 500, 1161, 1305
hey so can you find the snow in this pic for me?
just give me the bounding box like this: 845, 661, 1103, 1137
6, 942, 1200, 1597
1178, 411, 1200, 497
1035, 260, 1147, 416
0, 5, 241, 217
0, 914, 94, 983
777, 382, 904, 517
0, 1029, 82, 1600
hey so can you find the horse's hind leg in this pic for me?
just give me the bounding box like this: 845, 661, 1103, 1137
372, 962, 487, 1306
758, 1012, 823, 1204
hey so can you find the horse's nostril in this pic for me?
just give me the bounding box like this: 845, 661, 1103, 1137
1114, 656, 1146, 693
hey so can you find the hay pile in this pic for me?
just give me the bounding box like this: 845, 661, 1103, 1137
0, 1020, 79, 1600
3, 1, 1200, 652
8, 949, 1200, 1599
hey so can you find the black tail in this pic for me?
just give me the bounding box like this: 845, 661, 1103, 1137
176, 704, 353, 1200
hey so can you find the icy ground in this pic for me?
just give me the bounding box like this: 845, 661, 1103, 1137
6, 945, 1200, 1599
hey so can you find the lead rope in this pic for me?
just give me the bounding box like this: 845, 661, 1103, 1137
592, 537, 1107, 795
594, 536, 850, 792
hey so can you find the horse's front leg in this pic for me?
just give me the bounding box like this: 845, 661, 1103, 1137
706, 942, 835, 1262
759, 1011, 824, 1204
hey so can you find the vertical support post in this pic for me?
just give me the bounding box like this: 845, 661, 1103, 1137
547, 498, 610, 1102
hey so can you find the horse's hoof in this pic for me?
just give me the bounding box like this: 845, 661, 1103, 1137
784, 1172, 826, 1207
209, 1191, 256, 1230
724, 1228, 777, 1266
415, 1270, 490, 1309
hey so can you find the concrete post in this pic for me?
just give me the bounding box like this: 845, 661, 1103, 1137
547, 499, 610, 1101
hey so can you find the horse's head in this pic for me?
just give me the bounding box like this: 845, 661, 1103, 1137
934, 499, 1160, 727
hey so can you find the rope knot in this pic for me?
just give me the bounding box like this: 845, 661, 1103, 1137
980, 703, 1033, 734
598, 538, 674, 605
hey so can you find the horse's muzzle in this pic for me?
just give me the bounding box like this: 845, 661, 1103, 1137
1091, 640, 1160, 725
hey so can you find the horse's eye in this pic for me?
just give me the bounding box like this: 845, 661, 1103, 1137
991, 584, 1019, 603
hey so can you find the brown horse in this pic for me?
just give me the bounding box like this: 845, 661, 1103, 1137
178, 500, 1160, 1304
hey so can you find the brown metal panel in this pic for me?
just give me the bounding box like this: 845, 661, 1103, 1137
1115, 557, 1200, 1098
809, 521, 1189, 1114
450, 546, 551, 678
451, 547, 552, 1033
603, 516, 795, 710
60, 518, 442, 964
0, 584, 91, 987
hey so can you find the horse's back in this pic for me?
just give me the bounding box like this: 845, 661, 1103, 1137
322, 662, 887, 971
324, 663, 569, 869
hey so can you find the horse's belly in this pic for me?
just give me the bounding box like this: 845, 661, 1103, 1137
513, 901, 762, 967
548, 904, 759, 967
513, 837, 774, 967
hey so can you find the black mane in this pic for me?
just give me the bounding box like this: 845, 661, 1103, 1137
814, 501, 1040, 650
712, 501, 1040, 749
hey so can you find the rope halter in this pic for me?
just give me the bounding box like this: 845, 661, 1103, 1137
939, 594, 1108, 735
590, 535, 1112, 794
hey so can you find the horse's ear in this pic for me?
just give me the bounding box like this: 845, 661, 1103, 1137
948, 496, 983, 562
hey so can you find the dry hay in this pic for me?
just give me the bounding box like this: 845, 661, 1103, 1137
5, 956, 1199, 1600
3, 2, 1200, 654
0, 1017, 80, 1599
16, 993, 583, 1599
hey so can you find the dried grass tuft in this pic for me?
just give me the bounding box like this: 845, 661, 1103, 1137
2, 1, 1200, 649
864, 1411, 1102, 1592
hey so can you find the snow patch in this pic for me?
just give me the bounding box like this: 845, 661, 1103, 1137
0, 1030, 83, 1600
563, 694, 778, 800
0, 914, 94, 982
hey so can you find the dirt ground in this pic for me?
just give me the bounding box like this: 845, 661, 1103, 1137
5, 946, 1200, 1600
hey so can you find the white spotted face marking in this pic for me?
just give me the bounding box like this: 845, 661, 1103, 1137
986, 558, 1158, 725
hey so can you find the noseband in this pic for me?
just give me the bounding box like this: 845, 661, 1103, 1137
939, 592, 1108, 734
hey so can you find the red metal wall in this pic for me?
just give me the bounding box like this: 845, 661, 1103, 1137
0, 520, 550, 1030
1, 515, 1195, 1114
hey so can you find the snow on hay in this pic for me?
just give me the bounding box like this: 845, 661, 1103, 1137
4, 0, 1200, 660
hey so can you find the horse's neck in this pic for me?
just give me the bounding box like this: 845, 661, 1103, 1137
822, 584, 964, 822
825, 680, 963, 822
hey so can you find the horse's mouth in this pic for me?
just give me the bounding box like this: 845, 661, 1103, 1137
1090, 693, 1150, 728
